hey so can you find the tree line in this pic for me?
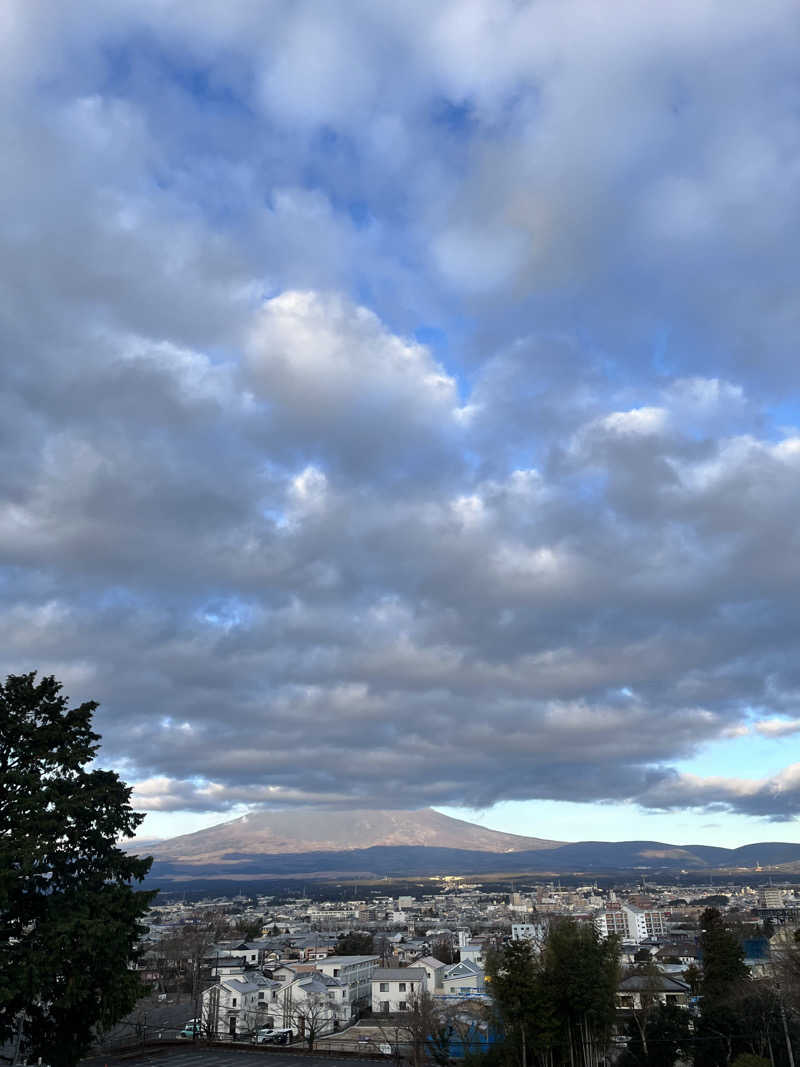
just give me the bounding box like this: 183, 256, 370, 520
483, 909, 800, 1067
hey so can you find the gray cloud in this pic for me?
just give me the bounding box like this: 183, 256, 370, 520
1, 0, 800, 825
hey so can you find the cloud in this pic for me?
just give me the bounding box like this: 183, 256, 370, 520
1, 0, 800, 828
640, 765, 800, 821
242, 290, 461, 478
754, 718, 800, 739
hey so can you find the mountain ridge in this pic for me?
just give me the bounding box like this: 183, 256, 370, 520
138, 807, 563, 863
129, 807, 800, 880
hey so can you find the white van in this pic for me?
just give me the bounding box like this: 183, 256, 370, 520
255, 1028, 294, 1045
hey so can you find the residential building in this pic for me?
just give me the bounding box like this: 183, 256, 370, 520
616, 974, 691, 1012
314, 955, 379, 1006
201, 969, 281, 1038
371, 967, 426, 1013
440, 960, 485, 996
595, 903, 667, 944
415, 956, 447, 991
459, 942, 485, 967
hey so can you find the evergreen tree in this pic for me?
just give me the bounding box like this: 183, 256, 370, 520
0, 672, 155, 1067
335, 931, 375, 955
542, 919, 620, 1067
699, 909, 749, 1002
486, 938, 557, 1067
694, 908, 752, 1067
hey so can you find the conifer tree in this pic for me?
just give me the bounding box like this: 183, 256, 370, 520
0, 672, 155, 1067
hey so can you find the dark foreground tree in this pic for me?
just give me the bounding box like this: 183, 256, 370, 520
486, 937, 556, 1067
694, 909, 754, 1067
0, 673, 155, 1067
620, 1001, 692, 1067
487, 921, 619, 1067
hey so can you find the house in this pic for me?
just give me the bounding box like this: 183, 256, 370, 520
415, 956, 447, 991
371, 968, 427, 1013
271, 962, 319, 983
655, 943, 700, 968
201, 969, 282, 1038
314, 955, 380, 1006
440, 960, 485, 996
393, 939, 428, 963
209, 939, 269, 967
616, 974, 691, 1012
286, 972, 353, 1035
268, 956, 379, 1034
458, 943, 486, 967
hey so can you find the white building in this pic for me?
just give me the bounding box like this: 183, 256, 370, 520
594, 904, 667, 944
202, 969, 282, 1038
415, 956, 447, 991
371, 968, 426, 1013
511, 923, 547, 949
314, 955, 380, 1006
458, 943, 485, 967
285, 972, 352, 1034
760, 888, 784, 909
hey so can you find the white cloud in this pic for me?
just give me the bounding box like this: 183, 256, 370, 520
754, 718, 800, 739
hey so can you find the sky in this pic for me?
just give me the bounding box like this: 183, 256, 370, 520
3, 0, 800, 850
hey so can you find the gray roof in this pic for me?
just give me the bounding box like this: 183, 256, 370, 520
298, 976, 332, 994
619, 974, 690, 992
321, 955, 380, 965
444, 960, 483, 977
373, 968, 426, 982
416, 956, 446, 969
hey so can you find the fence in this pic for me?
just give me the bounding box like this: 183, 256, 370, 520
91, 1027, 402, 1061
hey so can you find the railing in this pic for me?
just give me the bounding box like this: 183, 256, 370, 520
91, 1028, 400, 1060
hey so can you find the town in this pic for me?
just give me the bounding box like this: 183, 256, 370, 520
96, 876, 800, 1064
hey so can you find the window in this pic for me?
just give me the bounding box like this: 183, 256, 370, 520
399, 1002, 408, 1012
258, 992, 264, 1000
399, 983, 406, 992
379, 983, 388, 992
232, 998, 237, 1007
333, 969, 340, 976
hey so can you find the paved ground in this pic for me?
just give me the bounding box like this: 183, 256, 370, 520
82, 1050, 390, 1067
94, 993, 203, 1048
316, 1025, 411, 1056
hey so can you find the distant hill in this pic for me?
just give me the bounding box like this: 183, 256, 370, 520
138, 807, 562, 867
128, 807, 800, 881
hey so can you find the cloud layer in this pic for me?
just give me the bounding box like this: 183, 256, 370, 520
2, 0, 800, 825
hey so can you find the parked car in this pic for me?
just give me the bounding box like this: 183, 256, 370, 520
255, 1027, 294, 1045
178, 1023, 202, 1039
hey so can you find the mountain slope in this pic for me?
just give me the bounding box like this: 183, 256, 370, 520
140, 807, 563, 866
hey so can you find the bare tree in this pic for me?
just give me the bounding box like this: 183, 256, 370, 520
622, 962, 667, 1060
291, 993, 337, 1050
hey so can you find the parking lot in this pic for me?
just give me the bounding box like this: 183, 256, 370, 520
82, 1048, 390, 1067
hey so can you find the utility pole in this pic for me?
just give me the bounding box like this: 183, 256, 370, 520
11, 1011, 24, 1066
776, 984, 796, 1067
